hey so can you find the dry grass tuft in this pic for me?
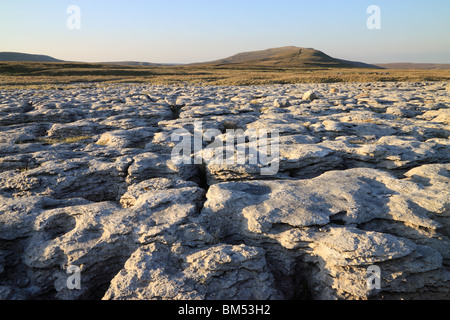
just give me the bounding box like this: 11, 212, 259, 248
37, 135, 92, 145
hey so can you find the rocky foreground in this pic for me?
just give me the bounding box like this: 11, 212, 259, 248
0, 81, 449, 300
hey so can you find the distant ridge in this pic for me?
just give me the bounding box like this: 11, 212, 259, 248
4, 49, 447, 70
375, 63, 450, 70
0, 53, 176, 66
193, 46, 382, 69
100, 61, 178, 67
0, 52, 64, 62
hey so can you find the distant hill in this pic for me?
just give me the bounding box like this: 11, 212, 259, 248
194, 46, 382, 69
0, 52, 64, 62
100, 61, 175, 67
4, 49, 448, 70
375, 63, 450, 70
0, 53, 173, 66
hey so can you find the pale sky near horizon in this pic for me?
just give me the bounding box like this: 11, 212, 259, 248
1, 0, 449, 64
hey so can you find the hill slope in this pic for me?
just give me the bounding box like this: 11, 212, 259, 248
0, 52, 64, 62
195, 46, 381, 69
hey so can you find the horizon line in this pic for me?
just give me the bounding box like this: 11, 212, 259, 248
1, 49, 449, 66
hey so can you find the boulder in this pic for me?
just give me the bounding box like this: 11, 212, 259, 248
302, 90, 319, 101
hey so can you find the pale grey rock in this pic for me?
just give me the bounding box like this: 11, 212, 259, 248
179, 103, 242, 118
0, 155, 130, 201
201, 166, 450, 299
157, 117, 224, 133
202, 166, 446, 238
386, 106, 421, 118
129, 185, 205, 244
307, 241, 450, 300
322, 120, 346, 132
274, 98, 290, 108
0, 286, 29, 300
322, 136, 450, 170
203, 134, 339, 183
1, 180, 205, 300
0, 108, 83, 126
96, 127, 156, 149
126, 152, 198, 184
205, 162, 290, 185
213, 115, 261, 134
278, 142, 343, 178
103, 243, 282, 300
0, 195, 89, 241
246, 115, 309, 135
348, 122, 398, 138
99, 117, 151, 130
0, 123, 49, 144
0, 154, 38, 173
120, 178, 198, 208
22, 201, 135, 300
47, 120, 106, 139
302, 90, 319, 101
418, 109, 450, 124
313, 227, 417, 267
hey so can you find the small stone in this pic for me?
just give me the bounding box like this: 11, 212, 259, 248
274, 98, 290, 108
302, 90, 319, 101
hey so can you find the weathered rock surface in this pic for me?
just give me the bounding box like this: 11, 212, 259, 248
0, 82, 449, 300
104, 243, 282, 300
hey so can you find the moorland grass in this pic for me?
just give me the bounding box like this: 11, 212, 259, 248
1, 61, 449, 89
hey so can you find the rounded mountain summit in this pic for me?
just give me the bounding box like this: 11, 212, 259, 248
193, 46, 381, 69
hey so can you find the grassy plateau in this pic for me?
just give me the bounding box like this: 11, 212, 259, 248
1, 61, 450, 89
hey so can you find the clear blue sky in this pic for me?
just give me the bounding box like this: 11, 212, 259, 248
1, 0, 449, 63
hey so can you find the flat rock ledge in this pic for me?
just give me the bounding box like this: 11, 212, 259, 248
0, 82, 449, 300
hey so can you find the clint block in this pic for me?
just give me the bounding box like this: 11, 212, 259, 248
171, 121, 280, 176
